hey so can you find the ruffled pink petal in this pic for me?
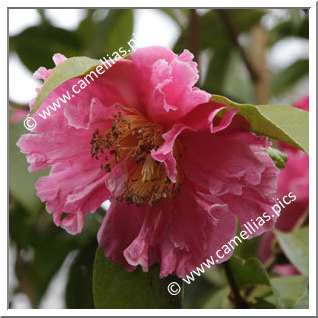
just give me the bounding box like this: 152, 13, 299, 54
157, 198, 237, 278
129, 47, 211, 123
64, 97, 116, 130
258, 144, 309, 263
17, 124, 95, 172
32, 53, 66, 83
151, 123, 191, 182
98, 187, 237, 278
33, 67, 52, 81
97, 201, 146, 272
183, 100, 239, 133
181, 131, 278, 237
53, 53, 67, 65
35, 160, 109, 234
60, 211, 85, 235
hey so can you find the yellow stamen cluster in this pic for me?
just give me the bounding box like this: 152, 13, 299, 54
90, 109, 183, 206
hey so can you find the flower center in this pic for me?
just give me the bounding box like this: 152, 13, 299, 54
90, 108, 183, 206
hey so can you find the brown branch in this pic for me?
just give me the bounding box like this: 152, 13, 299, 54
222, 262, 249, 308
251, 25, 269, 104
218, 9, 259, 83
14, 247, 36, 308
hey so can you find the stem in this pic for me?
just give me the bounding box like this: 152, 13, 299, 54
222, 262, 249, 308
9, 100, 29, 110
14, 246, 36, 308
264, 237, 280, 271
251, 24, 269, 104
189, 9, 199, 64
218, 9, 259, 83
292, 208, 309, 231
37, 9, 50, 25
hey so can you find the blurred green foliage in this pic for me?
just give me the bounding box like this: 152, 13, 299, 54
93, 247, 183, 309
9, 8, 309, 309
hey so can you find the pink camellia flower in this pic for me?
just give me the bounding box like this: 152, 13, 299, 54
17, 47, 279, 278
259, 96, 309, 276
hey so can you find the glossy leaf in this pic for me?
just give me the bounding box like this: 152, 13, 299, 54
93, 247, 183, 309
228, 255, 271, 290
203, 287, 230, 309
77, 9, 134, 58
211, 94, 309, 153
202, 45, 232, 95
275, 227, 309, 276
183, 271, 219, 309
294, 289, 309, 309
10, 25, 82, 72
270, 275, 309, 309
30, 56, 100, 116
99, 9, 134, 55
66, 241, 97, 309
271, 59, 309, 96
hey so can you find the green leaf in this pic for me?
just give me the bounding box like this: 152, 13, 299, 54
275, 227, 309, 276
202, 46, 232, 95
160, 9, 189, 30
267, 147, 288, 169
93, 247, 183, 309
228, 255, 271, 290
30, 56, 100, 116
222, 52, 255, 103
203, 287, 230, 309
99, 10, 134, 55
10, 25, 82, 72
227, 256, 309, 309
250, 298, 276, 309
183, 267, 222, 309
270, 275, 308, 309
294, 289, 309, 309
270, 12, 309, 44
203, 265, 226, 287
211, 94, 309, 153
77, 9, 134, 58
66, 241, 97, 309
174, 9, 266, 53
271, 59, 309, 96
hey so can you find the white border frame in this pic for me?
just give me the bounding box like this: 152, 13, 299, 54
2, 0, 316, 316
